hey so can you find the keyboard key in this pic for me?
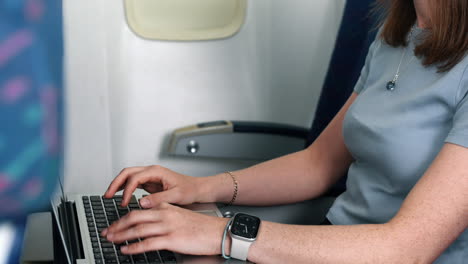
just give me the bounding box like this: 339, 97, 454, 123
118, 211, 129, 217
159, 250, 177, 262
101, 242, 114, 248
129, 196, 138, 203
107, 216, 119, 223
104, 253, 117, 260
118, 255, 131, 262
132, 254, 146, 260
102, 248, 115, 254
90, 196, 101, 201
96, 223, 108, 228
94, 213, 106, 219
93, 248, 101, 253
146, 252, 162, 263
104, 260, 118, 264
106, 210, 117, 215
113, 196, 123, 202
92, 205, 104, 209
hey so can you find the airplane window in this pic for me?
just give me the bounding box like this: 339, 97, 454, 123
124, 0, 247, 41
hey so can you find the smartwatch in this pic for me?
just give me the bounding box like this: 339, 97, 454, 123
228, 213, 261, 261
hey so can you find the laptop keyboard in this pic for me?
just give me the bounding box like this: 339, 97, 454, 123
83, 195, 177, 264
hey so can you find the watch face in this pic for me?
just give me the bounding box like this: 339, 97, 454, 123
230, 213, 261, 239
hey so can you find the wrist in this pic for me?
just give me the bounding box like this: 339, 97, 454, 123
214, 217, 231, 255
224, 213, 261, 261
197, 173, 233, 203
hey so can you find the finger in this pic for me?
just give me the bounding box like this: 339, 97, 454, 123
139, 189, 181, 208
121, 167, 165, 206
121, 174, 156, 207
121, 237, 168, 255
105, 167, 145, 198
107, 223, 169, 244
141, 183, 163, 194
104, 210, 162, 236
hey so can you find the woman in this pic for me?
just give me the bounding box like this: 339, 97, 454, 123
102, 0, 468, 263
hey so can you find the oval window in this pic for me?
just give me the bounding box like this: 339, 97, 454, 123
124, 0, 247, 41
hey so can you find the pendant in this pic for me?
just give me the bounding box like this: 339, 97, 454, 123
386, 81, 396, 91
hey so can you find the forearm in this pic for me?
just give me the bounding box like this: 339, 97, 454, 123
201, 148, 345, 206
198, 95, 355, 206
247, 221, 414, 264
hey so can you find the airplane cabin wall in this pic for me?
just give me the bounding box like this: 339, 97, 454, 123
63, 0, 346, 193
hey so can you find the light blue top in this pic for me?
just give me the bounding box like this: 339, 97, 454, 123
326, 27, 468, 263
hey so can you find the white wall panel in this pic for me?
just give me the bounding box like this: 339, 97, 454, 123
63, 0, 346, 193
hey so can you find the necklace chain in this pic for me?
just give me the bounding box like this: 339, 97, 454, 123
386, 27, 416, 91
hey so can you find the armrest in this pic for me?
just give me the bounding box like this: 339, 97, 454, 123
218, 196, 335, 225
167, 120, 309, 160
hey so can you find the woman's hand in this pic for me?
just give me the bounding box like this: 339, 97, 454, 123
101, 203, 229, 256
104, 165, 215, 208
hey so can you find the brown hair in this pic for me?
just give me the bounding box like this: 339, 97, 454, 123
374, 0, 468, 72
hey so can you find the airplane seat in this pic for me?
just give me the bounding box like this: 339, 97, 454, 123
0, 0, 63, 262
167, 0, 378, 224
307, 0, 379, 196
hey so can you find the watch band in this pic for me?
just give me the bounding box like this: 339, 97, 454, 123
230, 237, 252, 261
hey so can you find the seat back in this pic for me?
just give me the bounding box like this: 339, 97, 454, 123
307, 0, 379, 195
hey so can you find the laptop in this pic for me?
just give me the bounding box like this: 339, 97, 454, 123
51, 178, 246, 264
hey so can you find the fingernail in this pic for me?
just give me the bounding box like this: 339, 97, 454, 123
101, 229, 108, 236
121, 246, 128, 252
107, 233, 114, 240
140, 199, 150, 208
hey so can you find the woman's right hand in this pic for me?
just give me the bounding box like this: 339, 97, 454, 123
103, 165, 214, 208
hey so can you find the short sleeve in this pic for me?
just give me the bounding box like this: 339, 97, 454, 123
353, 36, 381, 94
445, 65, 468, 147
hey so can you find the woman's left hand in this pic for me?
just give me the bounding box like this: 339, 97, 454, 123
101, 202, 229, 256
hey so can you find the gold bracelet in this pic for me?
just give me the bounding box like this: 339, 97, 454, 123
226, 171, 238, 206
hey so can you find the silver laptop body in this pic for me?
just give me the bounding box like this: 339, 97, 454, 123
51, 192, 246, 264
